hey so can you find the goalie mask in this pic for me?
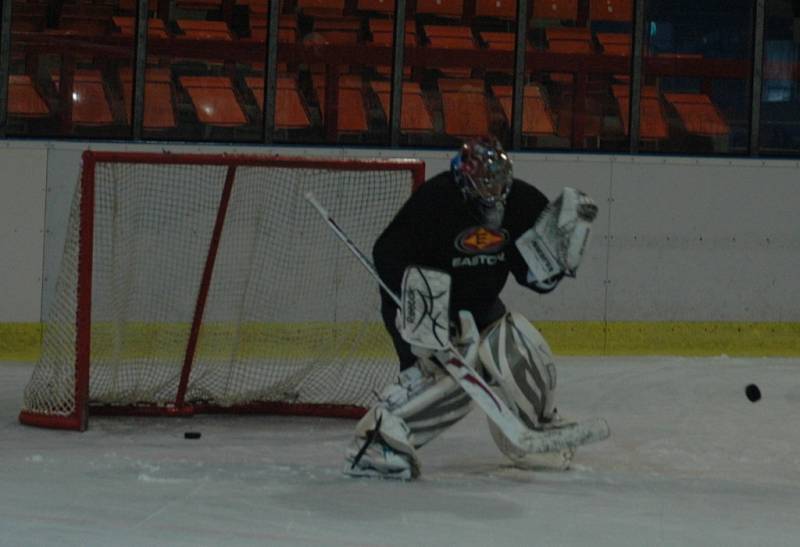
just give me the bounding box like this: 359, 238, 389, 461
451, 137, 513, 229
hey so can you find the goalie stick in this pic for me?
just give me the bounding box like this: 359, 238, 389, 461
304, 192, 609, 454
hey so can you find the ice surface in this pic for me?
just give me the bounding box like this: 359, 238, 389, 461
2, 357, 799, 547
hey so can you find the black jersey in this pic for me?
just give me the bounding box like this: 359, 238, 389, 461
373, 171, 551, 368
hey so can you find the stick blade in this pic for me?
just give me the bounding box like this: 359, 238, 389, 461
520, 417, 611, 454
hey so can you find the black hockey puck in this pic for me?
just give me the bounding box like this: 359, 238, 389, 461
745, 384, 761, 402
184, 431, 202, 439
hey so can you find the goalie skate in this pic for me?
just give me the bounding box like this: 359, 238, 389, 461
343, 407, 420, 481
344, 441, 417, 481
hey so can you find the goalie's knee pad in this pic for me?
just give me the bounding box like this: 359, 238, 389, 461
478, 312, 557, 427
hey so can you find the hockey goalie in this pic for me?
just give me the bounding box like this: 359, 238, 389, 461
344, 136, 601, 480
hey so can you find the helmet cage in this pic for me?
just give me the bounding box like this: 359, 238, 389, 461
453, 138, 513, 207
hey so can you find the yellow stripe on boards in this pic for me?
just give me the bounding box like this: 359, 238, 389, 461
0, 322, 397, 362
2, 321, 800, 362
0, 323, 42, 362
537, 321, 800, 357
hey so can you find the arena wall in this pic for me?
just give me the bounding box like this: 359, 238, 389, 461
1, 140, 798, 358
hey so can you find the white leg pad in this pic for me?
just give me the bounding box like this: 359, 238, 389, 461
344, 364, 473, 479
400, 375, 473, 448
478, 312, 557, 427
479, 312, 571, 467
377, 365, 473, 448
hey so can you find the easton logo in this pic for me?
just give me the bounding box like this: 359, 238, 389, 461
455, 227, 508, 255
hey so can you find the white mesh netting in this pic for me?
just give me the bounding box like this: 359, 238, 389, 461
22, 156, 415, 423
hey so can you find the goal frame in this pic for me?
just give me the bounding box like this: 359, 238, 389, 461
19, 150, 426, 431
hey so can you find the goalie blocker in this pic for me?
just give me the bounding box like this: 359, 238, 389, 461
516, 187, 598, 291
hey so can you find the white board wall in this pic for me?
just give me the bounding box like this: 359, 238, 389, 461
0, 141, 797, 324
0, 144, 47, 322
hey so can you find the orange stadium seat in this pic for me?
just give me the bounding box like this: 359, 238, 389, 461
612, 85, 668, 140
416, 0, 463, 17
438, 78, 489, 137
57, 4, 114, 22
250, 15, 298, 42
242, 0, 267, 37
425, 25, 475, 78
371, 80, 434, 132
175, 0, 223, 11
237, 0, 268, 15
424, 25, 475, 47
546, 27, 593, 54
310, 16, 361, 44
664, 93, 730, 136
545, 27, 593, 84
177, 20, 233, 40
244, 76, 265, 110
244, 76, 312, 128
370, 19, 416, 46
370, 20, 415, 77
179, 76, 248, 126
597, 33, 632, 83
117, 0, 159, 13
120, 68, 177, 129
475, 0, 516, 20
480, 31, 535, 53
479, 33, 530, 78
57, 15, 112, 35
58, 2, 111, 16
313, 17, 362, 31
597, 32, 631, 56
480, 32, 512, 51
304, 31, 356, 51
297, 0, 346, 9
357, 0, 395, 14
52, 70, 114, 125
7, 75, 49, 117
590, 0, 633, 23
275, 77, 313, 129
297, 0, 346, 17
556, 97, 603, 141
532, 0, 578, 20
65, 73, 113, 124
313, 74, 369, 133
113, 16, 169, 38
492, 84, 556, 136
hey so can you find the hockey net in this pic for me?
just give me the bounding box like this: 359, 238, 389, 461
20, 151, 424, 430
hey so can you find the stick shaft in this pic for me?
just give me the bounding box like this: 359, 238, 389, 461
304, 192, 401, 306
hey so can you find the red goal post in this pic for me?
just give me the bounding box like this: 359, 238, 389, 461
20, 151, 425, 431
